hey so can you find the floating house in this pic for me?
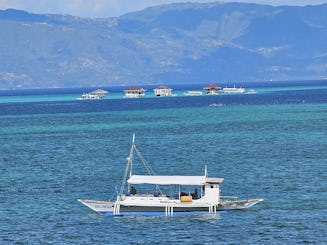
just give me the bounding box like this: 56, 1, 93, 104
153, 86, 173, 96
77, 89, 108, 100
203, 84, 222, 95
124, 87, 147, 98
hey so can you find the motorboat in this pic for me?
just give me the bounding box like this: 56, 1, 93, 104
222, 86, 246, 94
184, 90, 203, 96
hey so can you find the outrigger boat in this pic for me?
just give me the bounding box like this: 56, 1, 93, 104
78, 135, 263, 216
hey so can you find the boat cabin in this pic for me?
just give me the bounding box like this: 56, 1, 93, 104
153, 86, 173, 96
126, 174, 224, 203
124, 87, 147, 98
203, 83, 222, 95
90, 89, 108, 97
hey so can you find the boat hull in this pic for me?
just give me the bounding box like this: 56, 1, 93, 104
77, 198, 263, 215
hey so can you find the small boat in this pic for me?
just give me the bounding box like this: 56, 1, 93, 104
76, 93, 101, 100
223, 86, 246, 94
247, 89, 256, 94
209, 103, 224, 107
78, 135, 263, 216
184, 90, 203, 96
76, 89, 108, 100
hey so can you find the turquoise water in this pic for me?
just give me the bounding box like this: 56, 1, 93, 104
1, 81, 327, 103
1, 82, 327, 244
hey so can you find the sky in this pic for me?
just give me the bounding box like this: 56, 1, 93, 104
0, 0, 326, 18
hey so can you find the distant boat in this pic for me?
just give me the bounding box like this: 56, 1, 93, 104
209, 103, 224, 107
223, 86, 246, 94
153, 86, 173, 97
78, 134, 264, 216
76, 89, 108, 100
247, 89, 256, 94
184, 90, 203, 96
124, 87, 146, 98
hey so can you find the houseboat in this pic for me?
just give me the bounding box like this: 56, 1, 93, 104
78, 135, 263, 216
203, 83, 222, 95
77, 89, 108, 100
153, 86, 173, 96
124, 87, 147, 98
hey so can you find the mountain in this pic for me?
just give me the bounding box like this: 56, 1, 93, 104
1, 3, 327, 89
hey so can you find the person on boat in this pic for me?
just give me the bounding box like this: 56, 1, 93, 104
130, 186, 137, 195
192, 188, 198, 199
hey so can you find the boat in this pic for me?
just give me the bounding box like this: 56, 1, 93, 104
78, 135, 263, 216
124, 87, 147, 98
184, 90, 203, 96
209, 103, 224, 107
77, 93, 101, 100
247, 89, 256, 94
153, 86, 174, 97
76, 89, 108, 100
222, 86, 246, 94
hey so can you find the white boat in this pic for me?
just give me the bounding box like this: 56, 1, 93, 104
223, 86, 246, 94
153, 86, 174, 97
78, 135, 263, 216
124, 87, 146, 98
77, 93, 101, 100
247, 89, 256, 94
76, 89, 108, 100
209, 103, 224, 107
184, 90, 203, 96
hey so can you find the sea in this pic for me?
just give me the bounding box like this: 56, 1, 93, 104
1, 81, 326, 244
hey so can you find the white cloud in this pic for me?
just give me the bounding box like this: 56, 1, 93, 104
0, 0, 326, 18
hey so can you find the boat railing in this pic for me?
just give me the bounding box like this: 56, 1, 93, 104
121, 193, 169, 198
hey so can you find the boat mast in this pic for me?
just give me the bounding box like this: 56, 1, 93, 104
119, 134, 136, 198
128, 134, 136, 189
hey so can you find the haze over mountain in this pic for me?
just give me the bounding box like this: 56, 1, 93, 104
1, 2, 327, 89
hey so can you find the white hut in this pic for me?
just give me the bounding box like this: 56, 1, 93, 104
153, 86, 173, 96
124, 87, 147, 98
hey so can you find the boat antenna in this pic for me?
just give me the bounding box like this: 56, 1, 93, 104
205, 165, 208, 178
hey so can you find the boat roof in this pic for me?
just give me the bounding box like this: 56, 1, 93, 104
127, 175, 223, 185
204, 83, 220, 89
155, 86, 171, 89
90, 89, 108, 94
206, 177, 224, 184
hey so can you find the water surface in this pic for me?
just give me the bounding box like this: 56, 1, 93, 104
1, 81, 326, 244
